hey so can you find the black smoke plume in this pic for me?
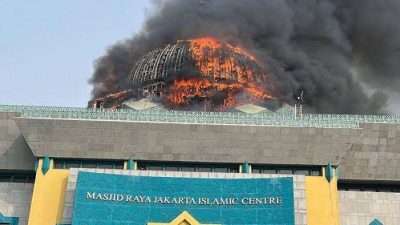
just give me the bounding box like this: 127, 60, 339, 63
89, 0, 400, 114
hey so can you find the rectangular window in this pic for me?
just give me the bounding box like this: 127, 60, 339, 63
138, 165, 147, 170
181, 166, 196, 172
0, 176, 11, 182
98, 164, 114, 169
214, 167, 228, 173
339, 182, 400, 193
65, 162, 80, 169
377, 187, 393, 192
114, 164, 124, 169
229, 168, 238, 173
0, 174, 35, 183
279, 169, 293, 175
198, 167, 212, 172
311, 170, 321, 176
81, 162, 97, 168
263, 169, 277, 174
165, 166, 179, 171
392, 188, 400, 192
252, 168, 261, 174
347, 188, 361, 191
295, 170, 310, 175
252, 165, 322, 176
54, 159, 124, 170
147, 165, 163, 171
28, 176, 36, 183
137, 161, 239, 174
363, 187, 377, 192
13, 176, 28, 183
54, 161, 64, 169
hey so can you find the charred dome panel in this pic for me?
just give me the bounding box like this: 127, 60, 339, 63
126, 42, 190, 88
92, 38, 277, 110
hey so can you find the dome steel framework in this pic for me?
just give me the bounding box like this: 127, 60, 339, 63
92, 38, 275, 110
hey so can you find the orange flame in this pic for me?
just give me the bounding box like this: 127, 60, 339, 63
92, 37, 277, 111
166, 37, 275, 110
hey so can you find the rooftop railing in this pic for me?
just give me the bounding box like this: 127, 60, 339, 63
1, 104, 399, 128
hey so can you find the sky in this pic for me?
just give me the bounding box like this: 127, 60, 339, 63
0, 0, 152, 107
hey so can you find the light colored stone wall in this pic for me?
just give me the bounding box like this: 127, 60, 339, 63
0, 112, 35, 171
14, 117, 400, 182
62, 168, 307, 225
14, 117, 353, 167
339, 190, 400, 225
0, 182, 33, 225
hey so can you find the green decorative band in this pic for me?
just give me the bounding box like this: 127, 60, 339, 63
1, 104, 399, 128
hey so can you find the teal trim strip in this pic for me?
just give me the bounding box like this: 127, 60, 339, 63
34, 159, 38, 171
42, 155, 50, 175
242, 161, 250, 173
127, 158, 135, 170
0, 212, 19, 225
369, 219, 383, 225
325, 164, 334, 182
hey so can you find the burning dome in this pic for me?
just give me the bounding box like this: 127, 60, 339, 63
92, 38, 277, 110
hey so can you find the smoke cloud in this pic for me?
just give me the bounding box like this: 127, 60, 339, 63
89, 0, 400, 114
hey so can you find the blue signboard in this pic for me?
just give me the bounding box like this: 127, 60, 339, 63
72, 172, 295, 225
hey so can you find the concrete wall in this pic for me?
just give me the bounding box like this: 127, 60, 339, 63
14, 117, 400, 181
14, 118, 351, 165
62, 169, 308, 225
339, 190, 400, 225
0, 182, 33, 225
0, 112, 35, 171
339, 123, 400, 181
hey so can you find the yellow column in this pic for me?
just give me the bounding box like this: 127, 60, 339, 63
28, 159, 70, 225
305, 168, 340, 225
